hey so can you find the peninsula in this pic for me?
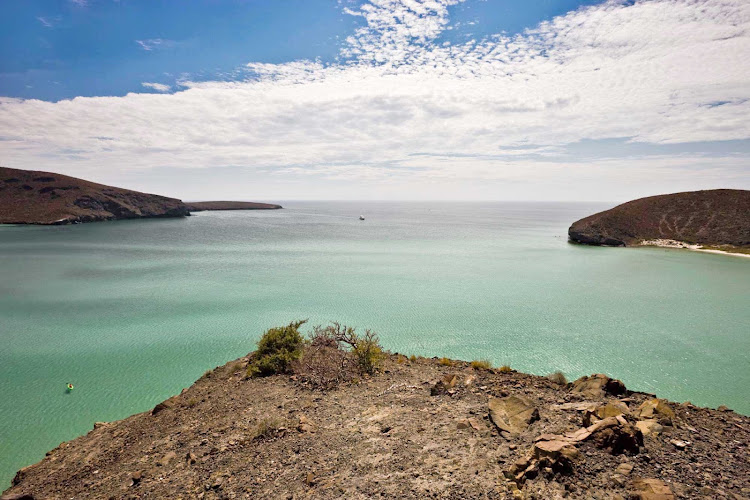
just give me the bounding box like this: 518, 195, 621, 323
186, 201, 282, 211
569, 189, 750, 254
3, 322, 748, 499
0, 167, 281, 225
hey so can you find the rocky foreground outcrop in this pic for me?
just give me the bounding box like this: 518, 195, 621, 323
0, 167, 189, 225
568, 189, 750, 248
3, 355, 748, 499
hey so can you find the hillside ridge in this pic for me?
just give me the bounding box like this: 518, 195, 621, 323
568, 189, 750, 249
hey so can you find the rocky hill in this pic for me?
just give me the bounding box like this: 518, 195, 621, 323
568, 189, 750, 249
3, 354, 748, 499
186, 201, 282, 211
0, 167, 189, 225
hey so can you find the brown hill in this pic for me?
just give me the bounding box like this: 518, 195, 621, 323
568, 189, 750, 248
3, 353, 748, 499
0, 167, 189, 225
186, 201, 282, 211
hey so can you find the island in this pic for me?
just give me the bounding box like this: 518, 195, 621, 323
0, 167, 282, 225
569, 189, 750, 255
3, 321, 748, 499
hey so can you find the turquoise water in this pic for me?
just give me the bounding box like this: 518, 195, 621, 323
1, 201, 749, 488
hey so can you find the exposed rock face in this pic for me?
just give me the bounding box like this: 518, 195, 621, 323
3, 355, 749, 499
488, 395, 540, 436
0, 167, 189, 225
568, 189, 750, 248
570, 373, 627, 399
185, 201, 282, 211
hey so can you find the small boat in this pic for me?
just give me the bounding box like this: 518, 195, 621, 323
359, 215, 365, 221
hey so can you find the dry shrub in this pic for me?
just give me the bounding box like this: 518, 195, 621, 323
471, 359, 492, 370
439, 357, 455, 367
409, 354, 417, 362
547, 371, 568, 385
498, 365, 513, 373
293, 323, 385, 388
250, 417, 283, 441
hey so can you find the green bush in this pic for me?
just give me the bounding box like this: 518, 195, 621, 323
351, 330, 385, 375
247, 320, 307, 377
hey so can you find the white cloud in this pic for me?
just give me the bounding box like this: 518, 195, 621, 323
135, 38, 175, 51
3, 0, 750, 200
141, 82, 171, 92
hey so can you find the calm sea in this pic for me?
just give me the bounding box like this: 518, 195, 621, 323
1, 201, 749, 487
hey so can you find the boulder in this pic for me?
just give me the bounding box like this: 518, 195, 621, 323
488, 396, 539, 436
589, 418, 642, 455
584, 401, 630, 425
570, 374, 626, 399
635, 420, 663, 437
636, 399, 675, 425
629, 478, 676, 500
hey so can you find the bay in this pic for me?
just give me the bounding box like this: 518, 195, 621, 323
1, 201, 748, 488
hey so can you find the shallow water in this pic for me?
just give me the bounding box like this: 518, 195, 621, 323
1, 201, 749, 488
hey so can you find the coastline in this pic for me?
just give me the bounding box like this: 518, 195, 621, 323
640, 239, 750, 259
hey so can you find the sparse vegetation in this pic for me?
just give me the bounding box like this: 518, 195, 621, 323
547, 371, 568, 385
409, 354, 417, 362
250, 417, 283, 441
498, 365, 512, 373
471, 359, 492, 370
292, 322, 386, 387
247, 320, 307, 378
439, 357, 455, 367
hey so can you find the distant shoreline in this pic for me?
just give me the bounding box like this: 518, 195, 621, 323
640, 239, 750, 259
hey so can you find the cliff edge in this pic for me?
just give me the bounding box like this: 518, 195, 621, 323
568, 189, 750, 249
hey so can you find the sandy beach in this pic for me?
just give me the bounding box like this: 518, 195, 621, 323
640, 239, 750, 259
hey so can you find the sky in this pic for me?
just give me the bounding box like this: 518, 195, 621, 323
0, 0, 749, 202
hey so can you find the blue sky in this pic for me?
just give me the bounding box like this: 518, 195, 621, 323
0, 0, 748, 201
1, 0, 602, 101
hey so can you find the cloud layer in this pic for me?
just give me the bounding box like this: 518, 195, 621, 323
2, 0, 749, 200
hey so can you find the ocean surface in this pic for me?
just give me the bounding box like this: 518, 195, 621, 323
1, 201, 749, 488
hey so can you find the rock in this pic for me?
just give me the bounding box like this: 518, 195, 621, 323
637, 399, 675, 425
0, 494, 36, 500
130, 471, 143, 486
186, 452, 197, 465
467, 417, 482, 431
456, 419, 471, 430
305, 472, 316, 486
584, 401, 630, 425
298, 414, 315, 433
615, 463, 634, 475
157, 451, 176, 467
431, 374, 459, 396
670, 439, 689, 450
636, 420, 664, 437
93, 422, 108, 430
570, 374, 626, 399
533, 439, 581, 463
151, 399, 174, 416
589, 418, 642, 455
629, 478, 676, 500
488, 396, 540, 436
717, 405, 730, 412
